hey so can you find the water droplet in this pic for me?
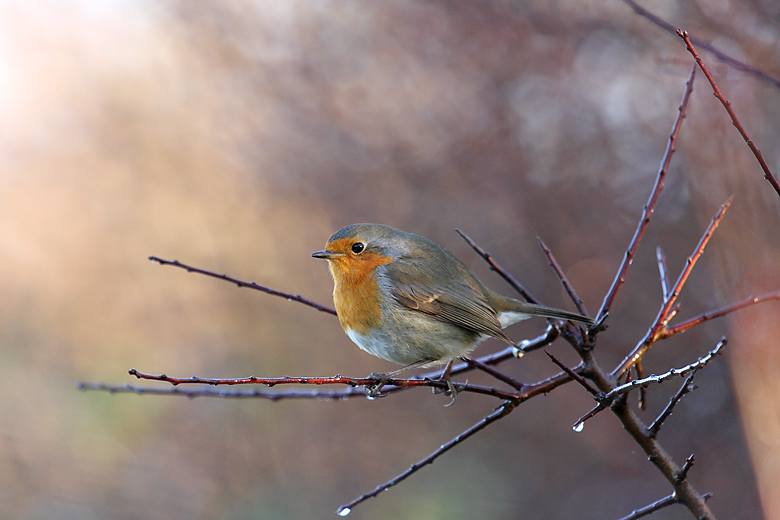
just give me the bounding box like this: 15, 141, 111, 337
573, 422, 584, 433
366, 394, 376, 401
337, 506, 351, 516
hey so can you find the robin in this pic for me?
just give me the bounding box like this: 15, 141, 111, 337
312, 223, 593, 397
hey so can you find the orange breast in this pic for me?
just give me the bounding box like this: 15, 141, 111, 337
327, 243, 393, 335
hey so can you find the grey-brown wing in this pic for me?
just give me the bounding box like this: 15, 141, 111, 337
391, 282, 515, 346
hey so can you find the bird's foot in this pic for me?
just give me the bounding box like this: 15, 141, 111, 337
365, 372, 389, 399
431, 376, 467, 407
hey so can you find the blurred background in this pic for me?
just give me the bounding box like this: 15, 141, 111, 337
1, 1, 779, 519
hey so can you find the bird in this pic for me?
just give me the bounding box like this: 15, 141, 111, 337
312, 223, 593, 397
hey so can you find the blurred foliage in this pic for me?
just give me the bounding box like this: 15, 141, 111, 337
1, 1, 778, 518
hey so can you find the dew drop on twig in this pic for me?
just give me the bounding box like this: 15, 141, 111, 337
573, 422, 584, 433
337, 506, 351, 516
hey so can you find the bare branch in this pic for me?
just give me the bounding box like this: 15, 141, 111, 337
612, 198, 732, 378
545, 351, 600, 396
647, 372, 697, 436
677, 30, 780, 197
597, 65, 696, 322
622, 0, 780, 89
148, 256, 337, 315
462, 356, 525, 392
538, 238, 590, 317
78, 381, 365, 400
126, 368, 520, 400
661, 290, 780, 338
606, 338, 725, 401
676, 454, 696, 484
336, 399, 518, 516
456, 229, 539, 304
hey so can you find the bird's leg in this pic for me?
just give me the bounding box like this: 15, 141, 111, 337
365, 359, 432, 398
431, 359, 466, 406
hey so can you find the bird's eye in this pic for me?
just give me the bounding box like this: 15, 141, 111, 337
351, 242, 365, 254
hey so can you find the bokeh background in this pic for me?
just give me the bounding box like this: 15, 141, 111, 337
2, 1, 779, 519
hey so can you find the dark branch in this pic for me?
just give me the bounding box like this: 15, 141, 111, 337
597, 65, 696, 322
647, 372, 697, 436
456, 229, 540, 304
148, 256, 337, 315
336, 399, 518, 515
537, 238, 590, 317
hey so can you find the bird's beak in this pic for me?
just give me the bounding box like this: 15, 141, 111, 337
311, 249, 343, 259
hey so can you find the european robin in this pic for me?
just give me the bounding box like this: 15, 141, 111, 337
312, 224, 593, 395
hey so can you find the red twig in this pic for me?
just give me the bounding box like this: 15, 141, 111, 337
597, 65, 696, 322
612, 197, 732, 378
677, 30, 780, 198
661, 289, 780, 338
148, 256, 337, 315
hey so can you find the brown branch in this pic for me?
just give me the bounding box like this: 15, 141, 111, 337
335, 399, 518, 516
612, 197, 732, 378
622, 0, 780, 89
597, 65, 696, 322
537, 238, 590, 317
677, 30, 780, 197
148, 256, 337, 315
455, 229, 540, 304
126, 368, 520, 401
661, 289, 780, 339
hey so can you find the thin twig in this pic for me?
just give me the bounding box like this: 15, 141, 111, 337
335, 399, 518, 516
77, 381, 365, 400
597, 65, 696, 322
656, 247, 670, 302
647, 372, 697, 436
455, 229, 539, 304
148, 256, 337, 315
622, 0, 780, 89
607, 338, 725, 401
545, 352, 600, 396
677, 30, 780, 197
661, 290, 780, 338
612, 197, 732, 378
616, 493, 678, 520
676, 454, 696, 484
537, 238, 590, 317
462, 357, 525, 392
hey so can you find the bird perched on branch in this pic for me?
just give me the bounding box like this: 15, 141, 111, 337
312, 223, 592, 398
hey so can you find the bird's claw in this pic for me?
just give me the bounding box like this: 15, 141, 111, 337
365, 372, 389, 399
